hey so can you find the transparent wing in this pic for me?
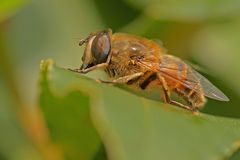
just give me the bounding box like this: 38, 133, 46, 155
138, 55, 229, 101
190, 69, 229, 101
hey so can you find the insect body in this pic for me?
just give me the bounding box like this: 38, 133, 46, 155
69, 29, 229, 112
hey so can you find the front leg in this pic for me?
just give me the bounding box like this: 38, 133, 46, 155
98, 72, 144, 84
68, 49, 113, 74
68, 63, 108, 74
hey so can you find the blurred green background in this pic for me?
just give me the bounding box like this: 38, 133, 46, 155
1, 0, 240, 159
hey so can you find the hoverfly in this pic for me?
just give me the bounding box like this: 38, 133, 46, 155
69, 29, 229, 112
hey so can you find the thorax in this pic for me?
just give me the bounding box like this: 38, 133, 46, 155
105, 33, 162, 78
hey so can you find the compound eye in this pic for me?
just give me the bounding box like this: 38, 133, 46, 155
91, 33, 111, 64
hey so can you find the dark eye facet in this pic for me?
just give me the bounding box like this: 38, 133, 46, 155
91, 33, 111, 64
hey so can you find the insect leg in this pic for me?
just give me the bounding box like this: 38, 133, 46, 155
68, 49, 114, 74
157, 74, 198, 113
97, 72, 144, 84
68, 63, 109, 74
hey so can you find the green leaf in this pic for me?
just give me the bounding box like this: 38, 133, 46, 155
39, 60, 104, 160
39, 59, 240, 160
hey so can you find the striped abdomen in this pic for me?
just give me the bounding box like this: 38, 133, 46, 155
135, 71, 206, 108
159, 55, 206, 108
174, 85, 206, 108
